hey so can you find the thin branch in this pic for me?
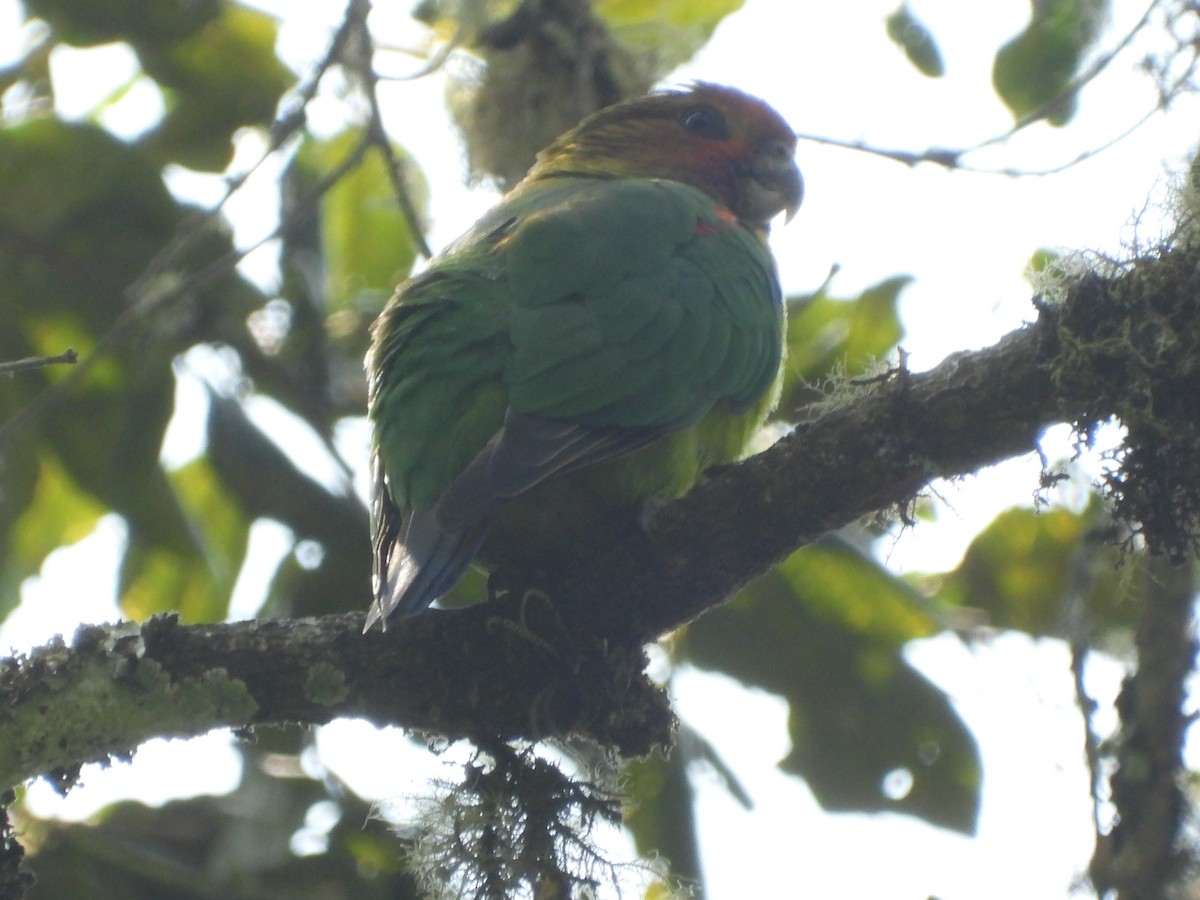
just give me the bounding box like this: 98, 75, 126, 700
0, 349, 76, 377
372, 32, 461, 80
1062, 518, 1121, 841
799, 0, 1171, 177
343, 0, 434, 259
1072, 640, 1105, 837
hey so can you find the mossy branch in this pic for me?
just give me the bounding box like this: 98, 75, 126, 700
4, 240, 1200, 790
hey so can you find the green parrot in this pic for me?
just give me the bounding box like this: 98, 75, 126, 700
365, 83, 802, 630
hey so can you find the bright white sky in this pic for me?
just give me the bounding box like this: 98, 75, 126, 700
2, 0, 1198, 897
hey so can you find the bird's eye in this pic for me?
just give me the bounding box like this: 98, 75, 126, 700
679, 104, 731, 140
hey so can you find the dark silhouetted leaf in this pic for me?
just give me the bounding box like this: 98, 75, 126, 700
682, 553, 980, 834
205, 390, 370, 617
118, 457, 251, 622
595, 0, 748, 74
886, 6, 945, 77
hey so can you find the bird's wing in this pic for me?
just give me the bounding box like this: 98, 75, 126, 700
437, 178, 783, 527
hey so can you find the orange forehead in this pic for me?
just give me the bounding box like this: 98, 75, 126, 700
528, 82, 798, 200
682, 82, 795, 142
565, 83, 795, 148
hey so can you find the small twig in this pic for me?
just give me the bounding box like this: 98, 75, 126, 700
849, 346, 910, 386
373, 35, 459, 81
0, 349, 77, 377
1072, 640, 1106, 837
800, 0, 1166, 177
1060, 521, 1112, 843
343, 0, 434, 260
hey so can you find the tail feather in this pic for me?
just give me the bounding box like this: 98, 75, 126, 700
367, 410, 662, 630
365, 508, 490, 630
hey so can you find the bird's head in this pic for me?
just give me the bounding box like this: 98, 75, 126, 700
527, 83, 802, 232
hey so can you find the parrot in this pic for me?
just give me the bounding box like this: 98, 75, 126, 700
364, 83, 802, 631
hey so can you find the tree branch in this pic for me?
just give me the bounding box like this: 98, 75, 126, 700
1091, 558, 1197, 896
0, 349, 77, 377
4, 241, 1199, 789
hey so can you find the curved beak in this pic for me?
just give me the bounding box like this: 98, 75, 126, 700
777, 163, 804, 223
740, 138, 803, 228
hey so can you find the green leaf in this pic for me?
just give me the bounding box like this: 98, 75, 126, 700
205, 391, 370, 618
0, 115, 272, 532
623, 749, 699, 885
1024, 246, 1063, 286
139, 5, 292, 170
682, 559, 980, 833
22, 0, 220, 47
8, 458, 107, 564
596, 0, 745, 27
0, 117, 273, 612
119, 536, 213, 622
992, 0, 1110, 126
118, 456, 251, 621
777, 644, 979, 834
779, 275, 908, 417
595, 0, 747, 78
290, 130, 426, 313
0, 121, 181, 329
933, 503, 1140, 636
19, 758, 421, 898
776, 536, 939, 645
885, 6, 945, 78
0, 454, 107, 616
40, 369, 197, 557
624, 724, 748, 885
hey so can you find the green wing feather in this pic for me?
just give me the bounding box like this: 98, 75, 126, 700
366, 176, 782, 627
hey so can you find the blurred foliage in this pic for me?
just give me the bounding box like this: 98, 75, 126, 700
22, 0, 220, 47
434, 0, 747, 186
778, 275, 908, 420
119, 457, 250, 623
993, 0, 1111, 126
886, 5, 945, 78
933, 502, 1142, 637
0, 117, 242, 608
290, 131, 427, 316
682, 542, 981, 834
0, 0, 1167, 896
21, 748, 421, 900
137, 5, 292, 171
